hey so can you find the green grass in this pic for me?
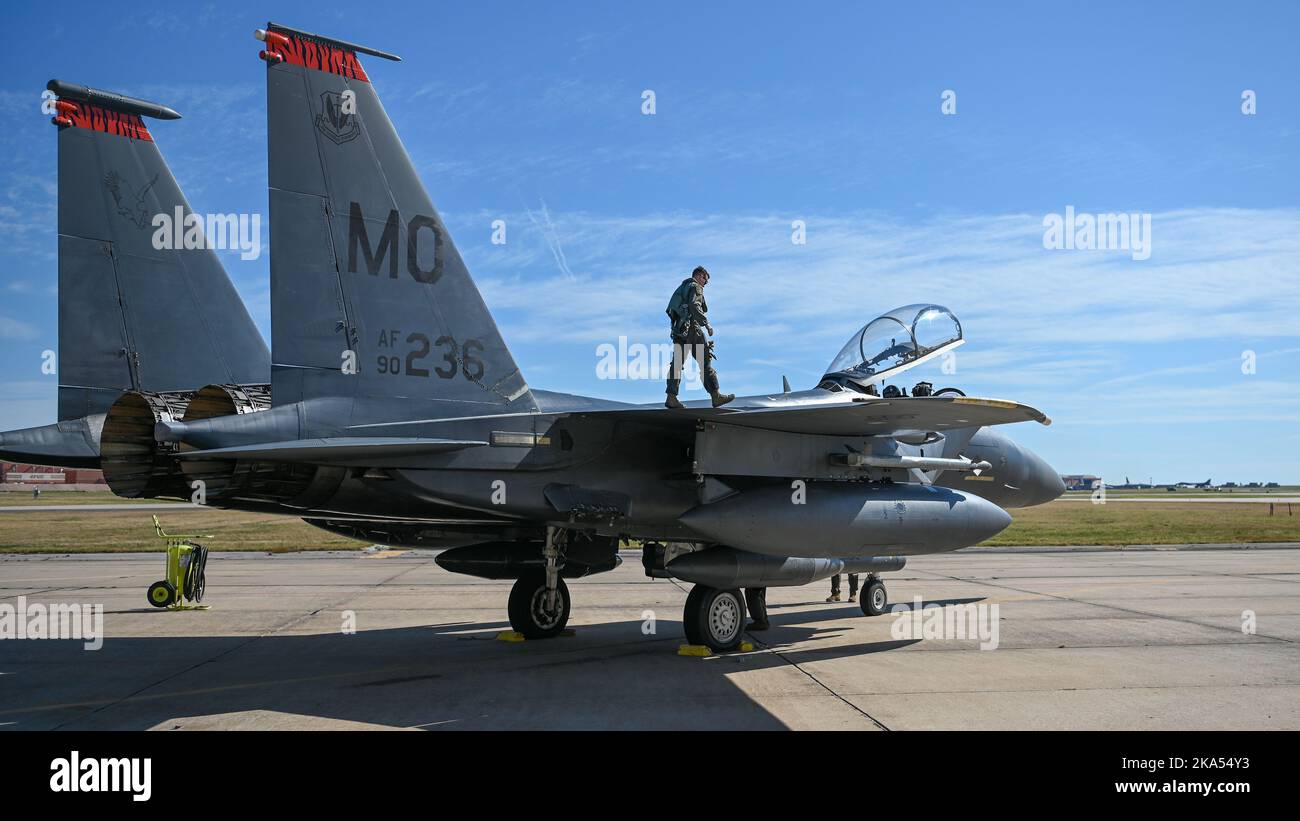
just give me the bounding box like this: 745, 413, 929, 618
988, 500, 1300, 545
0, 508, 364, 553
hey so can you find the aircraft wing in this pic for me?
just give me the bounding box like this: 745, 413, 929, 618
579, 396, 1049, 437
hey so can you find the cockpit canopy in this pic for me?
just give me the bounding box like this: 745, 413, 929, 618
824, 304, 963, 387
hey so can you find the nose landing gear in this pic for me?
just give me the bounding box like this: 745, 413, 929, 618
507, 572, 571, 639
505, 526, 572, 639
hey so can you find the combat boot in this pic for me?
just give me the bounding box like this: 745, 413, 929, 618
710, 392, 735, 408
665, 394, 685, 409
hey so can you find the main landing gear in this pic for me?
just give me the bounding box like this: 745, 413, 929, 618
860, 575, 888, 616
506, 527, 572, 639
678, 576, 890, 651
682, 585, 747, 652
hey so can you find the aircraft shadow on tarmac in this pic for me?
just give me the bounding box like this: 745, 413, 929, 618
0, 605, 934, 730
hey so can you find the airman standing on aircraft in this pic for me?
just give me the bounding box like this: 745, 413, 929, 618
665, 266, 734, 409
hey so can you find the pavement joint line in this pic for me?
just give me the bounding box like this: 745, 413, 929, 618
993, 549, 1300, 595
824, 682, 1300, 697
1049, 552, 1300, 586
744, 631, 891, 731
920, 569, 1297, 646
903, 570, 1298, 583
0, 587, 77, 602
782, 639, 1295, 655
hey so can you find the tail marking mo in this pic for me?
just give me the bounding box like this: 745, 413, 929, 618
347, 202, 445, 284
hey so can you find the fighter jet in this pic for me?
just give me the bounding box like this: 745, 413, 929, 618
92, 23, 1065, 652
0, 81, 270, 468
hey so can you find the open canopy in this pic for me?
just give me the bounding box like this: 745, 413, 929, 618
824, 304, 964, 387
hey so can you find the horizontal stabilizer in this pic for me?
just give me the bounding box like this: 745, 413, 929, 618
0, 420, 101, 469
176, 436, 486, 466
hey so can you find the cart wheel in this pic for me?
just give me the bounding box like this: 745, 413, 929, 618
147, 580, 176, 608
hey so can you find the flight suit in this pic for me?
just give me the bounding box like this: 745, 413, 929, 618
829, 573, 859, 600
745, 587, 769, 631
665, 277, 720, 397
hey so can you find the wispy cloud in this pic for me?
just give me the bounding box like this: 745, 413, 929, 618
467, 204, 1300, 344
0, 316, 39, 340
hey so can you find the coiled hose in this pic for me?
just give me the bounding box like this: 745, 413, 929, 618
183, 541, 208, 603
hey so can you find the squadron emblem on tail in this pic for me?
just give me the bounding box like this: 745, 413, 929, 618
103, 170, 158, 229
314, 90, 360, 144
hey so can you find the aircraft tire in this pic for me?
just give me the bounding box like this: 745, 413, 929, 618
682, 585, 706, 646
860, 579, 888, 616
683, 585, 745, 652
507, 572, 570, 639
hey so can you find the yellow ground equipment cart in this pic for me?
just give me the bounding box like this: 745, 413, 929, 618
146, 515, 212, 610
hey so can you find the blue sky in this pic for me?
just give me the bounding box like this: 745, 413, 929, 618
1, 1, 1298, 482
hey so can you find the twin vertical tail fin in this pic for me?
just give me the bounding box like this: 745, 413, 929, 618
0, 81, 272, 469
50, 79, 270, 422
258, 24, 533, 426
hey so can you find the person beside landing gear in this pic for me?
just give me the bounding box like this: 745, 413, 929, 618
745, 587, 769, 631
827, 572, 859, 603
664, 265, 734, 409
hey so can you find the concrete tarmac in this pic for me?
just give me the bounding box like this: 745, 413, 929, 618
1, 546, 1297, 730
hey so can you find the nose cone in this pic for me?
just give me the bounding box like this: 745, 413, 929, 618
965, 492, 1013, 545
1025, 449, 1066, 506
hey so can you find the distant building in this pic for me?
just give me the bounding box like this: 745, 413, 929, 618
0, 462, 104, 485
1061, 474, 1101, 491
